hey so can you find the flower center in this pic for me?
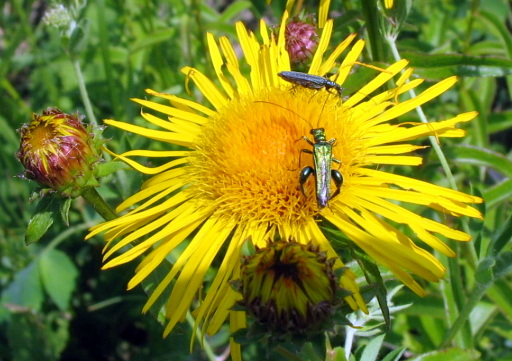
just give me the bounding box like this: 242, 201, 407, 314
190, 88, 361, 223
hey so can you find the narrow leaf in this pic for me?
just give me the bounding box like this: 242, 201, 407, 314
95, 160, 129, 177
408, 348, 480, 361
61, 198, 72, 225
360, 334, 385, 361
447, 145, 512, 178
381, 347, 406, 361
401, 51, 512, 78
482, 178, 512, 210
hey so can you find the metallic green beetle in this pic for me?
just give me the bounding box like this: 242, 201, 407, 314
299, 128, 343, 209
253, 100, 344, 209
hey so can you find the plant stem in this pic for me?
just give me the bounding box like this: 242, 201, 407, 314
186, 311, 217, 361
386, 39, 458, 191
361, 0, 386, 61
71, 56, 98, 125
46, 222, 92, 251
440, 280, 490, 348
344, 324, 356, 359
385, 34, 478, 349
81, 187, 117, 221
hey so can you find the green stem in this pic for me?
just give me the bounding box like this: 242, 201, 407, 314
185, 311, 217, 361
71, 56, 98, 125
386, 35, 478, 267
447, 252, 473, 348
190, 0, 208, 74
386, 39, 458, 191
439, 280, 490, 348
96, 0, 120, 119
385, 36, 477, 348
46, 222, 92, 251
361, 0, 386, 61
81, 187, 117, 221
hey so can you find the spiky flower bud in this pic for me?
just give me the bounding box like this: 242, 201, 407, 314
17, 108, 102, 197
239, 241, 339, 335
285, 16, 319, 65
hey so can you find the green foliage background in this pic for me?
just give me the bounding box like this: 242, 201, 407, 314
1, 0, 512, 360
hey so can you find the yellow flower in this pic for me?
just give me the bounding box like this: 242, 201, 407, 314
385, 0, 394, 9
88, 12, 482, 359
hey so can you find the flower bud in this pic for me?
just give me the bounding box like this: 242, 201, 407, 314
17, 108, 102, 197
238, 241, 339, 335
285, 16, 319, 66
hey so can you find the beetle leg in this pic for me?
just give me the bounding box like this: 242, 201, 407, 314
332, 156, 342, 169
301, 136, 315, 147
330, 169, 343, 199
297, 147, 313, 170
299, 166, 315, 196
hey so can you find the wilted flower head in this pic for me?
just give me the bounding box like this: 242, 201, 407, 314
17, 108, 101, 197
237, 240, 348, 337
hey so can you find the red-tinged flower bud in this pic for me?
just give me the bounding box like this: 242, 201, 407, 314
239, 241, 339, 335
285, 16, 319, 65
17, 108, 102, 197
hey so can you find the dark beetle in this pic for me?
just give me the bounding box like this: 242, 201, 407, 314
278, 71, 344, 97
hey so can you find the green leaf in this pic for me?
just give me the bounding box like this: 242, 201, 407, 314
478, 10, 512, 59
408, 348, 480, 361
401, 51, 512, 79
130, 28, 177, 52
381, 347, 406, 361
328, 346, 349, 361
447, 145, 512, 179
302, 341, 326, 361
494, 251, 512, 279
351, 247, 390, 330
475, 258, 495, 285
6, 310, 70, 361
488, 111, 512, 134
419, 313, 446, 347
468, 40, 506, 57
218, 1, 252, 23
482, 178, 512, 209
69, 18, 89, 55
490, 211, 512, 255
25, 196, 63, 245
8, 313, 58, 361
1, 261, 44, 316
95, 160, 129, 178
360, 334, 385, 361
469, 302, 496, 336
487, 280, 512, 323
60, 197, 72, 225
399, 294, 445, 318
39, 249, 79, 310
336, 10, 364, 31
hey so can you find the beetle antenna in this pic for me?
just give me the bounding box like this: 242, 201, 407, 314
253, 100, 314, 129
